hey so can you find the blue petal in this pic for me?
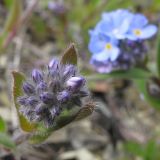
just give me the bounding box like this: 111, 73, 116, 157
112, 9, 133, 27
88, 35, 106, 54
102, 9, 133, 39
91, 49, 110, 61
140, 25, 158, 39
130, 14, 148, 29
125, 33, 138, 41
91, 45, 120, 62
109, 47, 120, 61
118, 18, 132, 34
110, 38, 119, 46
97, 19, 114, 33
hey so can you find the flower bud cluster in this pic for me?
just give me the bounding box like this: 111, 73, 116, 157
18, 59, 89, 127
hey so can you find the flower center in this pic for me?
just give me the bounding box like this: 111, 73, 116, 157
105, 43, 112, 50
133, 29, 142, 36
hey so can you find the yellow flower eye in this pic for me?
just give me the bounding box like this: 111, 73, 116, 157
133, 29, 142, 36
105, 43, 112, 50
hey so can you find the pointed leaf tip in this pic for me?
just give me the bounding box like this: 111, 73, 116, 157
75, 101, 95, 121
61, 43, 78, 66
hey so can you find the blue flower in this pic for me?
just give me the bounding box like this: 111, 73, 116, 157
88, 34, 120, 62
88, 9, 158, 73
90, 9, 133, 39
125, 14, 157, 40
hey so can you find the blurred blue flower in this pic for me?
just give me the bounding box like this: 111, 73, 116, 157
88, 9, 158, 73
90, 9, 133, 39
88, 34, 120, 62
126, 14, 157, 40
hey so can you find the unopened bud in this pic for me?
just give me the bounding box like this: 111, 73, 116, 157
27, 96, 38, 107
40, 92, 54, 104
35, 104, 47, 115
48, 59, 59, 70
22, 82, 35, 95
66, 77, 85, 91
36, 82, 47, 93
48, 59, 59, 77
63, 65, 76, 80
32, 69, 43, 83
17, 96, 28, 106
57, 90, 70, 103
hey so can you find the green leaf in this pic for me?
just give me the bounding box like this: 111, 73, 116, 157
29, 102, 95, 144
12, 71, 37, 132
86, 68, 151, 81
135, 79, 160, 110
0, 117, 6, 132
60, 43, 78, 66
0, 132, 16, 149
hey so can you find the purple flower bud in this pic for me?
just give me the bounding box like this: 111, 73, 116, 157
17, 96, 28, 106
35, 104, 47, 115
66, 77, 85, 91
32, 69, 43, 83
22, 82, 35, 95
48, 59, 59, 77
36, 82, 47, 93
40, 92, 54, 104
48, 59, 59, 70
57, 90, 70, 103
27, 96, 38, 107
63, 65, 76, 80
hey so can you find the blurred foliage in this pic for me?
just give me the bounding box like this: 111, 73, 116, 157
0, 116, 6, 132
124, 140, 160, 160
0, 117, 15, 149
0, 132, 16, 149
0, 0, 22, 52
